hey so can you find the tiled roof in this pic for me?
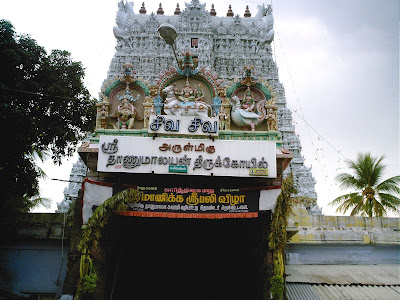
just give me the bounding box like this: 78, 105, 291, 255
287, 283, 400, 300
286, 264, 400, 300
286, 264, 400, 285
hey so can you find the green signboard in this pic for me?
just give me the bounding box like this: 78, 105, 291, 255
169, 165, 188, 173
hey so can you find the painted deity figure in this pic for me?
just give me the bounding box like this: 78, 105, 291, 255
174, 78, 206, 103
117, 98, 136, 129
194, 84, 205, 101
177, 80, 196, 103
218, 109, 229, 130
162, 84, 211, 117
266, 105, 278, 131
115, 86, 142, 129
241, 87, 256, 112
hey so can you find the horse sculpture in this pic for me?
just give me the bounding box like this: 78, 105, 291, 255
162, 85, 212, 117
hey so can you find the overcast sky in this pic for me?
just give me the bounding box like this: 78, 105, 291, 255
1, 0, 399, 216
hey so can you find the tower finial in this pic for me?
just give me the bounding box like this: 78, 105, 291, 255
227, 5, 234, 17
174, 3, 181, 15
244, 5, 251, 17
210, 4, 216, 16
157, 3, 164, 15
139, 2, 146, 14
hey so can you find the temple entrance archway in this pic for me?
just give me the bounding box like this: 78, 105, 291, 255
104, 213, 270, 300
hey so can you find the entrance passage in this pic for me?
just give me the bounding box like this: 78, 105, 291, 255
105, 214, 269, 300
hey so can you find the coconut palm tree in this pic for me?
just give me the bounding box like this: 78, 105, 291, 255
329, 153, 400, 217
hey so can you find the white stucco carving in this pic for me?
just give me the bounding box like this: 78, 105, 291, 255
56, 157, 88, 213
62, 0, 319, 214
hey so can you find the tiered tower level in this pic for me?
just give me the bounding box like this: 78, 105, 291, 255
59, 0, 320, 213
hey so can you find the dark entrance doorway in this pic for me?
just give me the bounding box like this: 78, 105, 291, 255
104, 213, 270, 300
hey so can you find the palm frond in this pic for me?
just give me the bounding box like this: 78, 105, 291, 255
378, 193, 400, 214
371, 197, 387, 217
335, 195, 364, 215
371, 154, 386, 186
335, 173, 363, 190
376, 176, 400, 194
349, 197, 366, 216
329, 192, 359, 206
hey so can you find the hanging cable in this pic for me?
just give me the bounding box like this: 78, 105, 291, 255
0, 85, 89, 101
275, 32, 328, 183
275, 30, 349, 196
285, 101, 347, 160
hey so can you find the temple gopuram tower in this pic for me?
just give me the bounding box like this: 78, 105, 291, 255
62, 1, 320, 298
101, 0, 318, 206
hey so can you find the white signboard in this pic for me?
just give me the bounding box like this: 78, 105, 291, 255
148, 115, 219, 136
97, 136, 276, 178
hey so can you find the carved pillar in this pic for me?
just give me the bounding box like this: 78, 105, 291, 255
219, 97, 231, 130
266, 104, 278, 131
143, 96, 154, 128
266, 83, 278, 131
96, 98, 109, 129
216, 87, 230, 130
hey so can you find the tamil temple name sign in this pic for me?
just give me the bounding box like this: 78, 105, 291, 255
148, 115, 219, 136
127, 186, 259, 216
97, 136, 276, 178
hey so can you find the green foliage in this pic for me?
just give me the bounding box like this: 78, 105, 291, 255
269, 175, 297, 251
329, 153, 400, 217
82, 273, 98, 294
76, 189, 142, 298
0, 19, 96, 216
268, 175, 296, 299
270, 275, 284, 300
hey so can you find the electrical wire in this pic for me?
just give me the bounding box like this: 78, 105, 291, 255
0, 85, 87, 101
274, 31, 348, 192
275, 32, 329, 183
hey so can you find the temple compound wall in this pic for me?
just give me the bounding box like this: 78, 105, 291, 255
286, 205, 400, 265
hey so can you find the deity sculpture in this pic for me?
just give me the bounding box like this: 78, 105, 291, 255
266, 104, 278, 131
194, 84, 205, 100
241, 87, 257, 112
162, 79, 211, 117
218, 109, 229, 130
143, 95, 155, 128
176, 79, 196, 102
113, 1, 134, 40
173, 78, 205, 103
230, 95, 260, 131
114, 86, 142, 129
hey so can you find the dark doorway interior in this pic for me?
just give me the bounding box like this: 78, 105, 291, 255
104, 213, 270, 300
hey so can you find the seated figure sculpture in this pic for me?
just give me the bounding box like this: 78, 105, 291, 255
162, 79, 211, 117
114, 86, 142, 129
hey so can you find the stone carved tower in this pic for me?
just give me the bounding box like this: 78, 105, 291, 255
59, 0, 321, 214
56, 157, 88, 213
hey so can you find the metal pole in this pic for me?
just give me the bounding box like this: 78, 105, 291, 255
171, 43, 180, 68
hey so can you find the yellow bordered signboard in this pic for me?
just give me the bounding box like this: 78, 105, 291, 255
249, 168, 268, 176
